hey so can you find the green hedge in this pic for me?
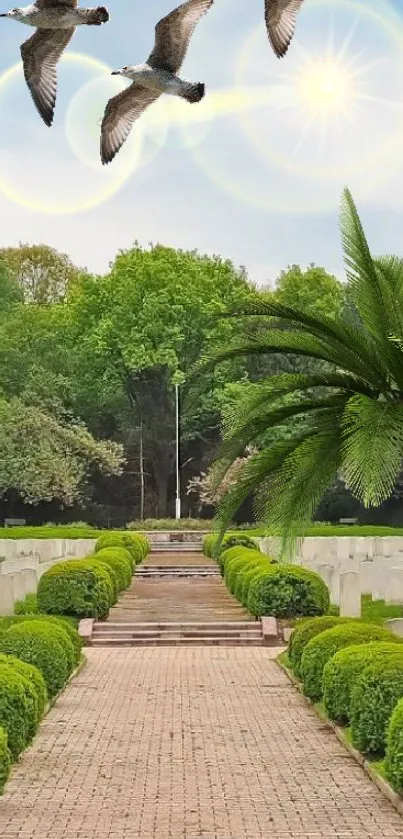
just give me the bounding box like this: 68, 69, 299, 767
323, 642, 403, 725
224, 548, 268, 594
385, 697, 403, 791
0, 726, 10, 795
0, 653, 47, 725
37, 560, 113, 620
289, 616, 352, 678
247, 565, 330, 619
350, 657, 403, 755
0, 663, 37, 759
14, 593, 38, 615
202, 533, 257, 561
4, 524, 403, 539
94, 532, 147, 565
94, 547, 132, 591
234, 558, 270, 604
0, 622, 70, 698
300, 623, 397, 702
0, 615, 82, 666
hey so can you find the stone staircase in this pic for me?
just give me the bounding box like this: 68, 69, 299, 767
90, 620, 264, 646
135, 564, 220, 579
79, 549, 279, 647
150, 541, 202, 552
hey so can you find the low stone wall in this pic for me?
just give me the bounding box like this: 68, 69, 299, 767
0, 539, 96, 614
258, 536, 403, 608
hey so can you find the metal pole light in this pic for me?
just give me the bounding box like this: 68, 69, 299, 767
175, 382, 181, 520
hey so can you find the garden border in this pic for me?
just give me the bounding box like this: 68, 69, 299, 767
276, 656, 403, 818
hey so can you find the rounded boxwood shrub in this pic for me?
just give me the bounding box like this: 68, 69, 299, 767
0, 615, 82, 667
247, 565, 330, 619
224, 549, 268, 595
0, 653, 47, 724
95, 548, 132, 591
234, 558, 269, 604
202, 533, 215, 558
350, 657, 403, 755
95, 532, 145, 565
0, 623, 69, 698
323, 642, 403, 725
37, 560, 112, 620
385, 697, 403, 791
0, 663, 37, 759
300, 623, 396, 702
0, 726, 10, 795
289, 616, 352, 678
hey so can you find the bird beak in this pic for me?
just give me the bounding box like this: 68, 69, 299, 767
0, 13, 8, 16
111, 70, 119, 75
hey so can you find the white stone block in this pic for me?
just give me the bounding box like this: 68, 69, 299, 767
385, 566, 403, 604
339, 571, 361, 617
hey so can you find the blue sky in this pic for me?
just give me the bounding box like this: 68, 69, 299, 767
0, 0, 402, 284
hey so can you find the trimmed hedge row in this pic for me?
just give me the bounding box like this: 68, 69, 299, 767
37, 532, 149, 620
202, 533, 257, 561
300, 623, 399, 702
216, 546, 330, 619
0, 615, 82, 794
286, 614, 403, 795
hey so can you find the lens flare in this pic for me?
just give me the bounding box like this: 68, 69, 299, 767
0, 53, 148, 214
190, 0, 403, 213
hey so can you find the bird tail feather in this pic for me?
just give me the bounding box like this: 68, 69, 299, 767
87, 6, 109, 24
179, 82, 205, 103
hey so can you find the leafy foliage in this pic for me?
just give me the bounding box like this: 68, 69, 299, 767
0, 622, 71, 697
37, 560, 113, 620
385, 697, 403, 791
0, 726, 10, 795
196, 189, 403, 555
300, 622, 396, 702
350, 657, 403, 755
289, 616, 351, 678
323, 642, 403, 725
0, 397, 123, 505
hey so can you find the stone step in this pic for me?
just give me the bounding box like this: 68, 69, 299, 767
91, 636, 264, 647
94, 620, 259, 631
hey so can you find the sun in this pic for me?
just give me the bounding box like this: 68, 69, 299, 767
296, 59, 356, 114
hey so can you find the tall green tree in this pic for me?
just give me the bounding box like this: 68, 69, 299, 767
66, 244, 258, 516
0, 244, 81, 303
0, 397, 123, 505
198, 188, 403, 555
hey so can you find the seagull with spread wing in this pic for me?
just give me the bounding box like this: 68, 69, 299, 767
265, 0, 305, 58
100, 0, 214, 166
0, 0, 109, 126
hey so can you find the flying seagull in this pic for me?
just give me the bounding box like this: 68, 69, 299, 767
0, 0, 110, 126
100, 0, 214, 165
265, 0, 304, 58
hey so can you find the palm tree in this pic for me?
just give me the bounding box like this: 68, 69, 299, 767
197, 188, 403, 557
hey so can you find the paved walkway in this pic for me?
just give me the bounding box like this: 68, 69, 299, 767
108, 552, 251, 622
2, 648, 403, 839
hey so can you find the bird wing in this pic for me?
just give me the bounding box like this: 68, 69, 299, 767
21, 27, 75, 126
100, 83, 161, 164
35, 0, 77, 8
265, 0, 305, 58
147, 0, 214, 74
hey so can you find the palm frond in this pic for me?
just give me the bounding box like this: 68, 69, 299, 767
196, 330, 388, 391
207, 296, 390, 387
257, 413, 343, 559
341, 394, 403, 506
213, 430, 319, 554
340, 189, 397, 351
222, 371, 375, 434
218, 395, 348, 476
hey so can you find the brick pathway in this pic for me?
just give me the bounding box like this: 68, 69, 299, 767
108, 552, 251, 623
2, 648, 403, 839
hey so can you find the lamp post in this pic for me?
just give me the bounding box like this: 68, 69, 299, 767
172, 371, 185, 521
